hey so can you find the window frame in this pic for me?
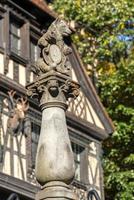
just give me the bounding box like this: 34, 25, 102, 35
10, 20, 21, 56
71, 142, 85, 182
9, 12, 29, 63
70, 133, 89, 185
30, 28, 40, 66
9, 15, 24, 56
0, 6, 6, 50
30, 37, 40, 64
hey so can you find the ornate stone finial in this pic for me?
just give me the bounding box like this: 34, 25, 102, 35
27, 18, 80, 110
35, 18, 72, 76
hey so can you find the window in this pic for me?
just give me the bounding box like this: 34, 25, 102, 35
9, 16, 29, 59
31, 122, 40, 168
72, 142, 85, 181
10, 21, 21, 55
30, 38, 40, 63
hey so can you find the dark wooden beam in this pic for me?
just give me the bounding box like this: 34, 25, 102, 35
67, 112, 108, 141
0, 172, 39, 199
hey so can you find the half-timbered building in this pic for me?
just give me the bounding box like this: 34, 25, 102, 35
0, 1, 114, 200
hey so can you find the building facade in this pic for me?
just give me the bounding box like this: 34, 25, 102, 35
0, 1, 114, 200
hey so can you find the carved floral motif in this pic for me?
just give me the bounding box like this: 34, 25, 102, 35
27, 71, 80, 110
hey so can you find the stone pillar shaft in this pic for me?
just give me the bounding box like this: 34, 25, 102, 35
36, 107, 75, 185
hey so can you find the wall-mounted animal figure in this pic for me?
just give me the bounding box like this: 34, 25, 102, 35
3, 90, 29, 136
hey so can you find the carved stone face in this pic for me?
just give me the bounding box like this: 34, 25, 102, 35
47, 80, 59, 97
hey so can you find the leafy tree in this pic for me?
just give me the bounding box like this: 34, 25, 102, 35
49, 0, 134, 199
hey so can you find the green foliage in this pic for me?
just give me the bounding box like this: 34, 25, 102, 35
101, 53, 134, 199
50, 0, 134, 199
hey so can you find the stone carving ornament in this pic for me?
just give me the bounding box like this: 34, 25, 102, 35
27, 18, 79, 110
35, 18, 72, 76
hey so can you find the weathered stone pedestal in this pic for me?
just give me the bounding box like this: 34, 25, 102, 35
27, 18, 80, 200
36, 181, 76, 200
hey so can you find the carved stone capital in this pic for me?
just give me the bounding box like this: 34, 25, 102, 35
26, 71, 79, 110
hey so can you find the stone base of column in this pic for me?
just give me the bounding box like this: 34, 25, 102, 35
36, 181, 78, 200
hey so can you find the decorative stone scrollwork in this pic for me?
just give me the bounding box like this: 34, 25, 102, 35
27, 18, 80, 110
27, 71, 79, 110
34, 18, 72, 76
60, 79, 80, 99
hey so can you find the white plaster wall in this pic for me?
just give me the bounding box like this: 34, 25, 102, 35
87, 101, 104, 129
14, 135, 26, 155
88, 156, 100, 187
1, 113, 11, 175
68, 69, 104, 129
3, 151, 11, 175
30, 71, 34, 82
1, 113, 8, 137
6, 59, 13, 79
0, 53, 4, 74
0, 55, 27, 86
14, 155, 27, 180
14, 154, 19, 178
21, 135, 26, 155
19, 64, 26, 86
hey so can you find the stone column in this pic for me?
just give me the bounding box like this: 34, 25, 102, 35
27, 18, 80, 200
